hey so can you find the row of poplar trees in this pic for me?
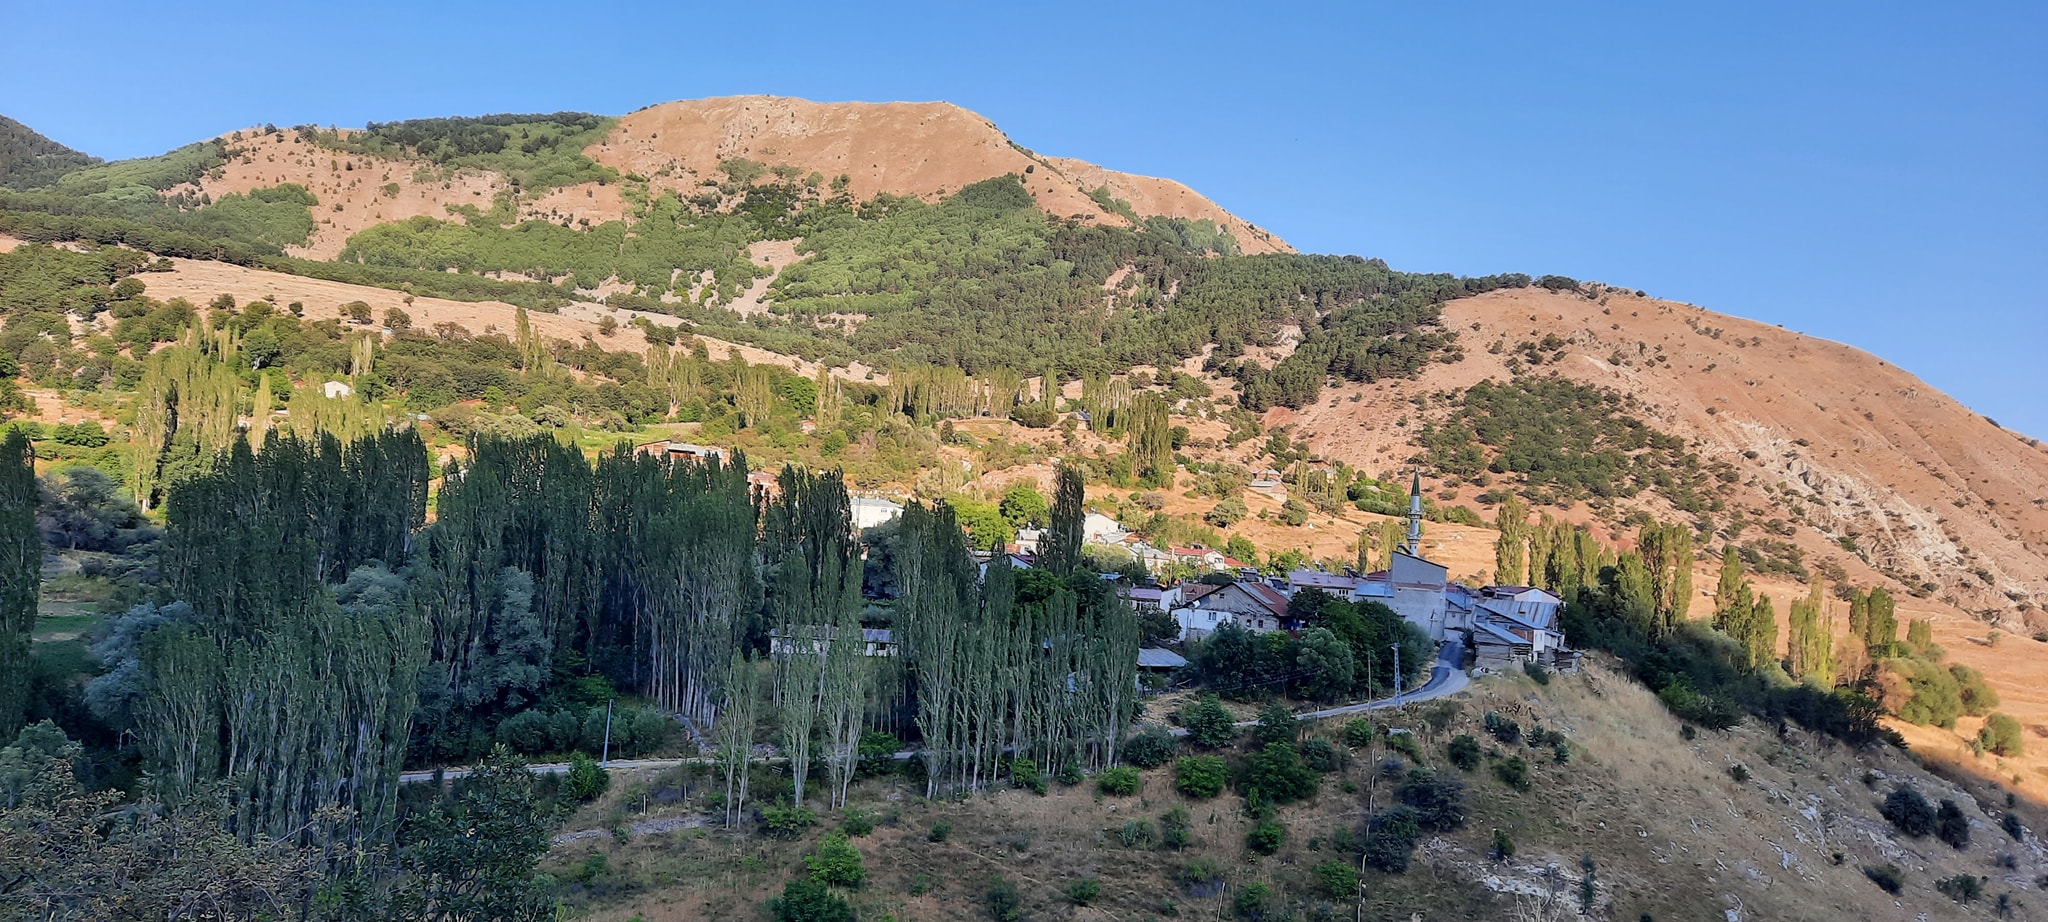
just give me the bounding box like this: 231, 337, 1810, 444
117, 426, 1143, 850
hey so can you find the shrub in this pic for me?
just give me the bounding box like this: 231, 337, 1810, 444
1252, 704, 1298, 747
1494, 756, 1531, 792
1009, 757, 1045, 794
563, 751, 608, 802
1298, 737, 1345, 773
1183, 694, 1238, 748
1179, 857, 1225, 890
1980, 713, 2025, 757
1362, 806, 1422, 872
1385, 729, 1424, 762
1056, 760, 1083, 786
1396, 769, 1468, 831
1862, 863, 1904, 894
1880, 786, 1937, 837
1447, 734, 1482, 771
1233, 881, 1275, 920
770, 878, 853, 922
1119, 818, 1157, 848
1312, 859, 1359, 899
1727, 764, 1749, 783
1483, 711, 1522, 744
985, 875, 1022, 921
1245, 820, 1284, 854
2002, 812, 2025, 841
763, 805, 818, 839
1123, 724, 1178, 768
1065, 878, 1101, 906
806, 832, 866, 888
1175, 755, 1229, 799
1342, 718, 1377, 749
1523, 661, 1551, 685
1936, 873, 1983, 903
1491, 828, 1516, 860
1937, 799, 1971, 849
840, 808, 874, 837
928, 819, 952, 842
1244, 742, 1319, 804
1160, 807, 1193, 849
1098, 766, 1141, 796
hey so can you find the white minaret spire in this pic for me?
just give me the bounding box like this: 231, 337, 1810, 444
1403, 468, 1424, 556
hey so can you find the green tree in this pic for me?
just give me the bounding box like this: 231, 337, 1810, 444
0, 430, 36, 740
401, 746, 557, 921
1040, 463, 1085, 576
770, 878, 854, 922
1174, 755, 1228, 798
1183, 694, 1237, 748
1493, 495, 1530, 585
1787, 581, 1834, 686
806, 831, 867, 888
1293, 627, 1355, 702
1980, 713, 2024, 757
998, 483, 1048, 528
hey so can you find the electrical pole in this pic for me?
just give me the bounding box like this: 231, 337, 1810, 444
1390, 643, 1402, 707
601, 698, 615, 768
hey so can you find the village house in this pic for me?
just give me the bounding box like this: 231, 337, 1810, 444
1166, 580, 1291, 640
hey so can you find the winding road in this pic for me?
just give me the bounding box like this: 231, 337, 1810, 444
400, 640, 1472, 783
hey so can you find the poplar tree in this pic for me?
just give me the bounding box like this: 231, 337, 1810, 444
0, 430, 39, 740
1746, 593, 1778, 674
1864, 587, 1898, 652
1127, 393, 1174, 488
717, 653, 762, 827
1639, 522, 1693, 634
1493, 495, 1530, 586
1376, 518, 1404, 571
766, 465, 863, 809
1787, 581, 1834, 686
1040, 464, 1084, 577
1712, 548, 1745, 631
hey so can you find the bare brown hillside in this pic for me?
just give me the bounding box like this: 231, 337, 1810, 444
174, 96, 1288, 260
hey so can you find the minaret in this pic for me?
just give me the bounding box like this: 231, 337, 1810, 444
1402, 469, 1424, 557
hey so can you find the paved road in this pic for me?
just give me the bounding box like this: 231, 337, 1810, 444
403, 641, 1472, 783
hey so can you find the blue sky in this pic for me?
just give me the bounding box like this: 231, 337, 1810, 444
4, 1, 2043, 435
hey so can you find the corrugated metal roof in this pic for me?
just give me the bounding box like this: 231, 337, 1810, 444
1137, 648, 1188, 668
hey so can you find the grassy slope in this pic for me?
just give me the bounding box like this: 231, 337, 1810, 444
544, 662, 2037, 921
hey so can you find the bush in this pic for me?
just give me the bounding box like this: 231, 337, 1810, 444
2002, 812, 2025, 841
1980, 712, 2025, 757
985, 875, 1022, 921
1312, 859, 1359, 899
1447, 734, 1482, 771
1183, 694, 1238, 748
1119, 818, 1157, 848
805, 832, 866, 888
1245, 820, 1284, 855
1342, 718, 1376, 749
763, 805, 819, 839
1483, 711, 1522, 744
928, 819, 952, 843
1396, 769, 1468, 831
1937, 799, 1971, 849
770, 878, 853, 922
1936, 873, 1983, 903
1384, 729, 1424, 762
1523, 661, 1551, 685
1494, 756, 1531, 792
1881, 786, 1937, 837
841, 808, 874, 837
1064, 878, 1101, 906
1298, 737, 1345, 773
1009, 757, 1045, 794
563, 751, 609, 802
1491, 828, 1516, 860
1233, 881, 1275, 920
1252, 704, 1298, 747
1179, 857, 1225, 891
1727, 764, 1749, 783
1362, 806, 1422, 872
1862, 863, 1904, 895
1123, 725, 1178, 768
1160, 807, 1193, 849
1097, 766, 1141, 796
1244, 742, 1319, 804
1175, 755, 1229, 799
1056, 760, 1083, 786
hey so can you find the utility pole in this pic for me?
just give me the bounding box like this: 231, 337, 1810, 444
1390, 644, 1403, 707
601, 698, 615, 768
